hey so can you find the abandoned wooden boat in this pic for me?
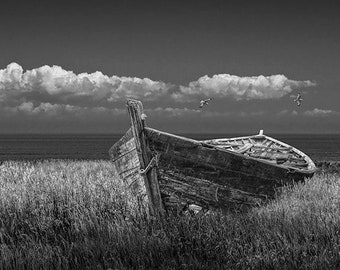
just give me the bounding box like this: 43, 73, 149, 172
109, 99, 317, 215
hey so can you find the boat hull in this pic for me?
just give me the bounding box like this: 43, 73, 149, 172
109, 99, 316, 213
109, 127, 315, 212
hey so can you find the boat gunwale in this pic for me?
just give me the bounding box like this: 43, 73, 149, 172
145, 127, 317, 175
201, 133, 316, 172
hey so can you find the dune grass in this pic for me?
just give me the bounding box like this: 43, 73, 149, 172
0, 160, 340, 269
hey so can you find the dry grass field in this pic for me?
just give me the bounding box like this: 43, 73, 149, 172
0, 160, 340, 269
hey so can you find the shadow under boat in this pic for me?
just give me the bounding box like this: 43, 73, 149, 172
109, 99, 317, 215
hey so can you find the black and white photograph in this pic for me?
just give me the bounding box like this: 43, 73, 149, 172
0, 0, 340, 269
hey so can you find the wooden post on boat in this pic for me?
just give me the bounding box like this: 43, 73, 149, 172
126, 99, 165, 216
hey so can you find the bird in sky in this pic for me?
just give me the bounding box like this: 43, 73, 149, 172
293, 93, 303, 106
199, 98, 212, 108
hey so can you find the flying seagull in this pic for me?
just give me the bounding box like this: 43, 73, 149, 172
293, 93, 303, 106
199, 98, 212, 108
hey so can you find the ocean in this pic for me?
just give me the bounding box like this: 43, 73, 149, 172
0, 133, 339, 161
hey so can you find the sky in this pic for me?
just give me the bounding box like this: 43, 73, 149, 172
0, 0, 339, 134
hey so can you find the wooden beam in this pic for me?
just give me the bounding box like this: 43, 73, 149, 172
126, 99, 165, 216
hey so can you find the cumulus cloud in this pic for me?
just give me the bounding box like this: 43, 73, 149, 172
0, 62, 173, 107
203, 110, 264, 118
304, 108, 338, 117
144, 107, 264, 119
175, 74, 315, 101
277, 108, 340, 117
1, 101, 125, 118
147, 107, 201, 117
277, 109, 298, 116
0, 63, 316, 120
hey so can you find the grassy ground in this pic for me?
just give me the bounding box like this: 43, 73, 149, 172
0, 160, 340, 270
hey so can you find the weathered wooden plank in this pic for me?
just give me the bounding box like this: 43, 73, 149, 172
159, 172, 265, 210
109, 126, 149, 212
157, 153, 278, 196
114, 149, 139, 174
109, 128, 135, 161
127, 99, 164, 215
